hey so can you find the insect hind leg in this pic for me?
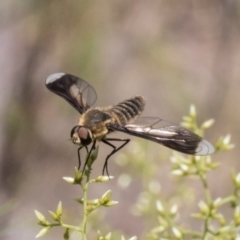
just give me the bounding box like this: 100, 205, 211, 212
101, 138, 130, 176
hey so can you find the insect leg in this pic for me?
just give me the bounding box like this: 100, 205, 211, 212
101, 138, 130, 176
81, 141, 96, 174
77, 146, 89, 170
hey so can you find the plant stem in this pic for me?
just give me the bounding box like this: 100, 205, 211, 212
220, 195, 236, 206
198, 172, 212, 240
199, 173, 212, 204
81, 172, 92, 240
52, 223, 82, 232
180, 228, 202, 238
81, 158, 92, 240
194, 162, 212, 240
81, 183, 88, 240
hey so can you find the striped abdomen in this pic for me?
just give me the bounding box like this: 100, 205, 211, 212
107, 95, 146, 125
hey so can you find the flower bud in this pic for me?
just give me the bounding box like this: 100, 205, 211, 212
104, 201, 118, 207
201, 119, 215, 129
198, 200, 209, 215
170, 204, 178, 216
172, 170, 184, 176
213, 198, 222, 208
35, 210, 48, 224
128, 237, 137, 240
190, 104, 196, 117
156, 201, 165, 215
49, 211, 59, 221
105, 232, 112, 240
36, 227, 51, 238
62, 177, 75, 184
218, 226, 231, 234
99, 190, 112, 205
172, 227, 182, 239
95, 176, 114, 182
56, 201, 62, 217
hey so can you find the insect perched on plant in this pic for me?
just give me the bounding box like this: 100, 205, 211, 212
46, 73, 214, 175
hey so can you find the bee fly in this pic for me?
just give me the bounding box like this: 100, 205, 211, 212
46, 73, 215, 175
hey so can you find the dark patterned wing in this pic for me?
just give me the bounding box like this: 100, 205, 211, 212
46, 73, 97, 114
108, 117, 215, 155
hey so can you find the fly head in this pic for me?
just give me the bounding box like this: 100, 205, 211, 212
70, 126, 93, 146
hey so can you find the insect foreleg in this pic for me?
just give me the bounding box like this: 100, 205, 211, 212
101, 138, 130, 176
81, 141, 96, 174
77, 146, 89, 170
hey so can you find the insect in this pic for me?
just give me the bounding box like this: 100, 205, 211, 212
46, 73, 215, 175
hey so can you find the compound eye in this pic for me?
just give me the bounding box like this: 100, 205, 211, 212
78, 127, 92, 146
70, 126, 79, 138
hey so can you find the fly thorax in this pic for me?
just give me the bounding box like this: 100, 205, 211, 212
70, 126, 93, 146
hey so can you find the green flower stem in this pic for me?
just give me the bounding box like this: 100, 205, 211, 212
199, 172, 212, 204
180, 228, 202, 238
199, 173, 212, 240
219, 195, 236, 206
81, 183, 88, 240
193, 158, 212, 240
61, 224, 81, 232
49, 222, 82, 232
202, 217, 210, 240
80, 160, 92, 240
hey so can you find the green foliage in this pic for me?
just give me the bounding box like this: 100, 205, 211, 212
35, 105, 236, 240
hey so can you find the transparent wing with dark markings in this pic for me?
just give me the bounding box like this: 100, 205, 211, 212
46, 73, 97, 114
108, 117, 215, 156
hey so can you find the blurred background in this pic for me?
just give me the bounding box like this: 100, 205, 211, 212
0, 1, 240, 239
